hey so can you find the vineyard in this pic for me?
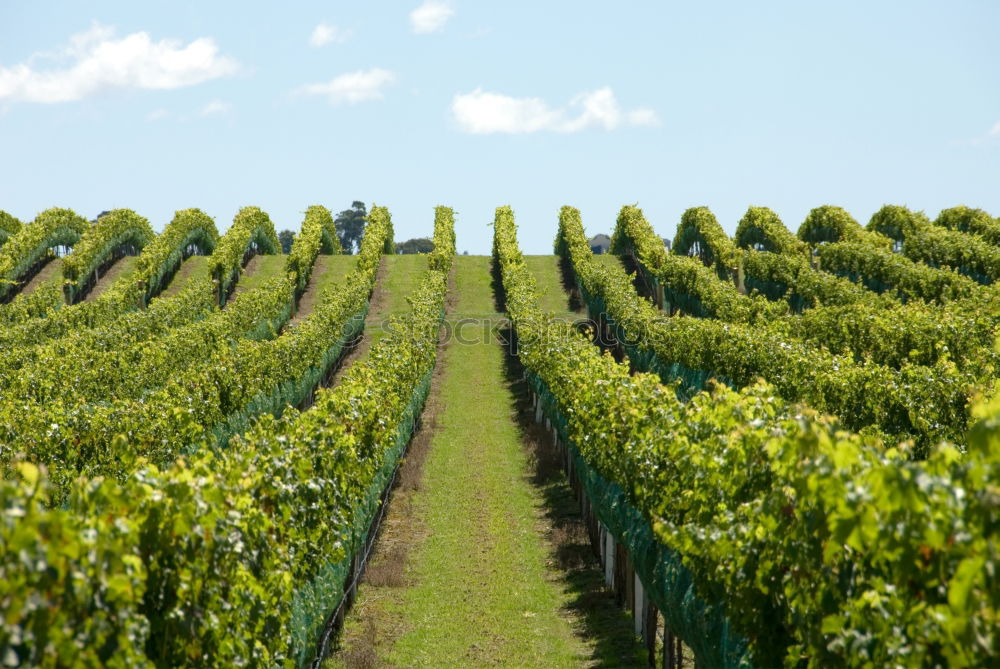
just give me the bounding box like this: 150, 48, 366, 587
0, 201, 997, 668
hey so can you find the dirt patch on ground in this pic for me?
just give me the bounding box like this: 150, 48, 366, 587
328, 259, 389, 386
289, 256, 330, 325
19, 258, 61, 296
84, 256, 136, 302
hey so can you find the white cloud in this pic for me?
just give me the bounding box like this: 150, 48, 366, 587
627, 107, 661, 127
200, 99, 230, 116
309, 23, 351, 47
451, 87, 659, 134
0, 22, 238, 104
298, 68, 396, 105
990, 120, 1000, 136
410, 1, 454, 34
452, 90, 558, 134
146, 108, 169, 121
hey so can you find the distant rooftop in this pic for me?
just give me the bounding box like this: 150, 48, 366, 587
589, 234, 611, 254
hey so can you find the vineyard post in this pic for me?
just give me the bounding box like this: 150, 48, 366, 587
615, 543, 628, 606
643, 598, 658, 666
664, 629, 676, 669
603, 526, 615, 588
633, 571, 644, 638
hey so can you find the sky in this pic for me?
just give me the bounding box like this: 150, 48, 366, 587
1, 1, 999, 253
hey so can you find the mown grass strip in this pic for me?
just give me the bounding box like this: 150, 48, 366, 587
330, 256, 646, 668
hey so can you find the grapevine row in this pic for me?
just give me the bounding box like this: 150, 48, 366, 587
0, 207, 292, 404
870, 205, 1000, 283
568, 206, 975, 451
0, 207, 88, 303
496, 204, 998, 668
0, 206, 454, 667
0, 208, 386, 500
61, 209, 155, 304
618, 205, 998, 371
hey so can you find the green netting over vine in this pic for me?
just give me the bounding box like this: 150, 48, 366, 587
582, 282, 726, 396
825, 268, 895, 296
648, 275, 710, 318
208, 307, 367, 448
525, 371, 754, 669
289, 368, 433, 667
742, 275, 809, 313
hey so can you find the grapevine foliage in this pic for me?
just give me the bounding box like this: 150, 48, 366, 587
934, 205, 1000, 245
0, 205, 456, 666
500, 204, 999, 668
0, 207, 89, 302
734, 205, 808, 256
61, 209, 155, 304
671, 206, 739, 280
869, 204, 1000, 284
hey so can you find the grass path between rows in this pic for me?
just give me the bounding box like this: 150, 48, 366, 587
83, 255, 139, 301
327, 255, 645, 668
157, 255, 208, 298
290, 254, 359, 324
228, 252, 286, 299
366, 254, 429, 347
333, 255, 429, 376
18, 257, 62, 296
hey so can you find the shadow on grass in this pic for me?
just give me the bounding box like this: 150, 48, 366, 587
556, 253, 585, 313
615, 252, 657, 303
491, 258, 647, 668
499, 325, 648, 668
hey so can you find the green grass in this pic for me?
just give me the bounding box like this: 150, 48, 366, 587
232, 253, 288, 294
85, 256, 139, 301
328, 256, 647, 668
288, 255, 361, 323
109, 255, 139, 280
158, 255, 209, 298
374, 255, 429, 314
362, 254, 430, 352
311, 255, 360, 291
592, 253, 626, 270
523, 255, 582, 317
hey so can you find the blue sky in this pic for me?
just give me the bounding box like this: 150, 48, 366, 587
1, 1, 998, 253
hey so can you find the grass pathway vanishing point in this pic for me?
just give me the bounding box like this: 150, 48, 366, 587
18, 257, 62, 296
328, 255, 646, 668
290, 255, 360, 323
83, 255, 139, 301
158, 255, 209, 298
228, 253, 286, 299
332, 254, 430, 380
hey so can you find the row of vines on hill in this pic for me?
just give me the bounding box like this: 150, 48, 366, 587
0, 206, 220, 329
619, 203, 1000, 376
0, 207, 385, 502
589, 207, 978, 450
497, 205, 998, 668
0, 205, 454, 666
0, 204, 345, 396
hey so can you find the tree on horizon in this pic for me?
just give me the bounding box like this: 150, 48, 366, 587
335, 201, 367, 254
278, 229, 294, 254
